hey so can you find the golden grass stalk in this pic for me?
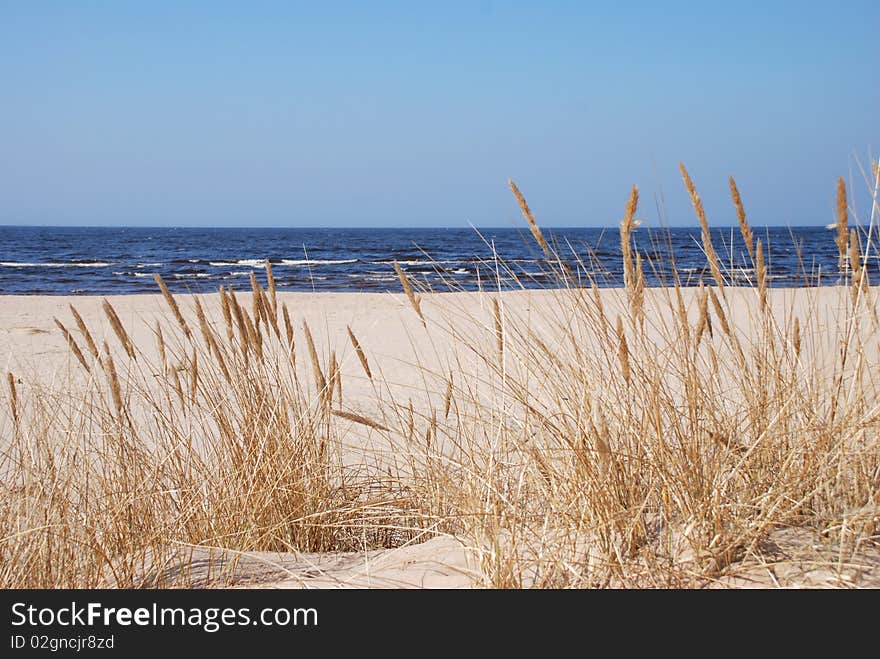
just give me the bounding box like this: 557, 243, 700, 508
836, 177, 849, 270
329, 350, 340, 407
154, 274, 191, 339
632, 253, 645, 330
189, 349, 199, 404
347, 326, 372, 380
493, 298, 504, 366
708, 288, 731, 337
265, 258, 278, 318
228, 289, 249, 358
243, 308, 263, 361
793, 316, 801, 358
331, 409, 389, 432
155, 320, 168, 375
54, 318, 90, 372
509, 178, 552, 259
849, 229, 864, 303
694, 285, 711, 347
257, 287, 271, 330
405, 399, 414, 442
426, 410, 436, 448
212, 342, 231, 383
242, 306, 258, 351
729, 176, 754, 263
219, 286, 235, 346
260, 285, 280, 338
393, 261, 425, 327
193, 297, 213, 346
7, 372, 18, 425
69, 304, 99, 359
616, 315, 630, 385
673, 279, 690, 344
102, 341, 124, 418
619, 185, 640, 291
170, 365, 185, 408
282, 303, 296, 368
443, 375, 453, 419
103, 299, 136, 360
254, 284, 271, 334
680, 162, 724, 289
194, 298, 230, 382
755, 239, 767, 313
249, 272, 263, 332
283, 303, 294, 345
303, 320, 327, 398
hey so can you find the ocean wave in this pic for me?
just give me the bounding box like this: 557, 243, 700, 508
1, 261, 110, 268
113, 271, 154, 278
205, 258, 359, 267
208, 259, 266, 267
349, 273, 397, 282
172, 273, 213, 279
280, 259, 359, 266
371, 259, 463, 266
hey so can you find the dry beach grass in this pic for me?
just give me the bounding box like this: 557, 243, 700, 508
2, 164, 880, 588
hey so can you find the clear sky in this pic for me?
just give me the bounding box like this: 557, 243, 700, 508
1, 1, 877, 228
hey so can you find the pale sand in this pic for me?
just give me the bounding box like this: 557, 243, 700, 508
2, 286, 879, 588
0, 285, 863, 410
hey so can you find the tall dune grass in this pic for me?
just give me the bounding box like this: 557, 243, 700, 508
2, 163, 879, 587
1, 272, 422, 587
407, 165, 879, 586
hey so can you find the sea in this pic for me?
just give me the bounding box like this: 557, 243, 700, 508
0, 225, 868, 296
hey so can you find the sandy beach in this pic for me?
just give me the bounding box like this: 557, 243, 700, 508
3, 284, 879, 588
2, 284, 870, 395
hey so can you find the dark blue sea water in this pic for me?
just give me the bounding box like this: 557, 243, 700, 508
0, 225, 866, 295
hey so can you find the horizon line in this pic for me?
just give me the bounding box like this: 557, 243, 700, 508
0, 223, 834, 231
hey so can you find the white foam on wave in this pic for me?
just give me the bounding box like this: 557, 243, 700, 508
207, 258, 357, 267
280, 259, 358, 266
208, 259, 264, 267
349, 273, 397, 282
113, 271, 153, 278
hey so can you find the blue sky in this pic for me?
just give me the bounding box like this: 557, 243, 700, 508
1, 1, 877, 227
